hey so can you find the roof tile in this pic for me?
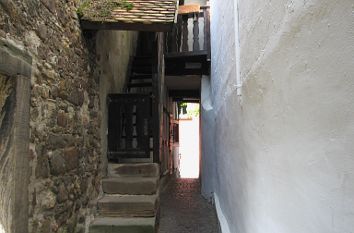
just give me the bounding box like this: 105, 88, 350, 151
80, 0, 178, 25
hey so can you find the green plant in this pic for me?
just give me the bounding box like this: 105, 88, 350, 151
77, 0, 91, 17
178, 102, 200, 118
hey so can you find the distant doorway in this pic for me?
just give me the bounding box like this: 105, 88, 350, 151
177, 103, 200, 178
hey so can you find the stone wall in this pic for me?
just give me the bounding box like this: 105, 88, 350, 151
203, 0, 354, 233
0, 1, 101, 233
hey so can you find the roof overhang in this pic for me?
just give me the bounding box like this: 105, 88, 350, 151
78, 0, 178, 32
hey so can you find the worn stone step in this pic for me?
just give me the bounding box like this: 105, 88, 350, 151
102, 177, 159, 195
98, 194, 158, 217
108, 163, 160, 178
89, 217, 156, 233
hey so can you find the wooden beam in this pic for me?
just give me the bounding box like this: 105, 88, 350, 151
169, 90, 200, 99
173, 98, 200, 103
165, 50, 208, 60
81, 20, 174, 32
178, 4, 201, 15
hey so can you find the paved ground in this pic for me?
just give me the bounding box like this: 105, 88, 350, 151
159, 178, 219, 233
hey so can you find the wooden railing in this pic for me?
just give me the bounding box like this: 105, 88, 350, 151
107, 94, 152, 161
167, 6, 210, 59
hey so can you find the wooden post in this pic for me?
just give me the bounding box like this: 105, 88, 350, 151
203, 7, 211, 59
0, 39, 32, 233
182, 15, 189, 52
193, 13, 200, 51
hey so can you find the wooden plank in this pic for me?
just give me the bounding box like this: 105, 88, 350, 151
130, 74, 153, 80
178, 4, 201, 15
128, 82, 152, 88
13, 76, 30, 233
135, 98, 145, 150
169, 90, 200, 99
172, 98, 200, 103
165, 50, 208, 59
193, 14, 200, 51
80, 20, 174, 32
152, 56, 160, 163
181, 15, 189, 52
108, 101, 122, 154
125, 103, 134, 150
203, 7, 211, 60
0, 40, 32, 233
176, 15, 183, 52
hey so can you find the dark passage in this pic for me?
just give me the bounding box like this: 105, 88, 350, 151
159, 178, 219, 233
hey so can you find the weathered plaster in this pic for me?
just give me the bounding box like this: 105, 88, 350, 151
203, 0, 354, 232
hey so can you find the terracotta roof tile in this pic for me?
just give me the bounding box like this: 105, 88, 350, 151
80, 0, 178, 25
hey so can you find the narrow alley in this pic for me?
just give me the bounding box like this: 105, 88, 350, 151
159, 178, 219, 233
1, 0, 354, 233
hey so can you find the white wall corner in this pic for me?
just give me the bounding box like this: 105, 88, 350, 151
201, 75, 214, 111
214, 193, 232, 233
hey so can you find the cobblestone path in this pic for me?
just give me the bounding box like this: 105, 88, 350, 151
159, 178, 219, 233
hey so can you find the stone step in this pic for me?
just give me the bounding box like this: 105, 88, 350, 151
108, 163, 160, 178
89, 217, 156, 233
98, 194, 158, 217
102, 177, 159, 195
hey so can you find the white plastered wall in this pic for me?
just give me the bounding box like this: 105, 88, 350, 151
202, 0, 354, 232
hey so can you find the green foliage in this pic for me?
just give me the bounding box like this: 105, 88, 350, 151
77, 0, 91, 18
77, 0, 134, 19
178, 102, 200, 118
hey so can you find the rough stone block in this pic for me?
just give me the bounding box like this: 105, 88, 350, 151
102, 177, 159, 195
63, 147, 80, 171
108, 163, 160, 178
89, 217, 156, 233
98, 194, 158, 217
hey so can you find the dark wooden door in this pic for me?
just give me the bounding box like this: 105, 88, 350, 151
107, 94, 151, 161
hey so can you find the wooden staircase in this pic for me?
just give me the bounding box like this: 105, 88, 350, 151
89, 163, 160, 233
127, 56, 154, 94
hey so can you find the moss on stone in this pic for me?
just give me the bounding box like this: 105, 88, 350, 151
77, 0, 134, 20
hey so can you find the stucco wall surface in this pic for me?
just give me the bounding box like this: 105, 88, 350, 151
203, 0, 354, 233
96, 30, 137, 174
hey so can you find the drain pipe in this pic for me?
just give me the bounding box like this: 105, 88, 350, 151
234, 0, 242, 96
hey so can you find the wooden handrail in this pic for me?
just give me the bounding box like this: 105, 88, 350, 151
167, 5, 210, 57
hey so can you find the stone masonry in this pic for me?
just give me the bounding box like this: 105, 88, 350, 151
0, 1, 101, 233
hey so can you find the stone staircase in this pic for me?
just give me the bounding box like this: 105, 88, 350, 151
90, 163, 160, 233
